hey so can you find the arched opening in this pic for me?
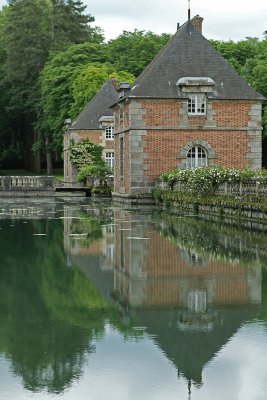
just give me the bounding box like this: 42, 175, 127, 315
186, 146, 208, 168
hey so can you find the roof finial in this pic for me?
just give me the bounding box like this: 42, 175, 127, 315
188, 378, 192, 399
188, 0, 191, 21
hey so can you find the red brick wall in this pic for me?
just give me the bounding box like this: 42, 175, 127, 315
143, 100, 182, 126
75, 130, 114, 149
113, 98, 260, 194
143, 129, 250, 180
124, 103, 130, 130
213, 101, 250, 127
141, 99, 253, 129
144, 230, 249, 278
114, 134, 120, 192
113, 227, 251, 307
77, 130, 102, 145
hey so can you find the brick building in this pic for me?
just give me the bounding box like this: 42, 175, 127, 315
112, 16, 265, 202
64, 80, 118, 184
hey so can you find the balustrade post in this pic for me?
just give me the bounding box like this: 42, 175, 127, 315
239, 181, 243, 196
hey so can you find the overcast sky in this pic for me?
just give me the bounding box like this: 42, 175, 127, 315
0, 0, 266, 41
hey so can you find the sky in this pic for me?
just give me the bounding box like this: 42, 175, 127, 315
1, 323, 267, 400
0, 0, 266, 42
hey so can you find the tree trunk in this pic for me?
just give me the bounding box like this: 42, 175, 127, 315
45, 136, 53, 175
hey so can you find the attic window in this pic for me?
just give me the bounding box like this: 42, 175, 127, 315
188, 94, 206, 115
105, 126, 114, 139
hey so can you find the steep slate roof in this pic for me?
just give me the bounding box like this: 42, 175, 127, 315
136, 306, 258, 385
70, 79, 119, 130
129, 20, 264, 101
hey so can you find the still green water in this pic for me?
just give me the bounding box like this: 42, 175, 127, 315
0, 198, 267, 400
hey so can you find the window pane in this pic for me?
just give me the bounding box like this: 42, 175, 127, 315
187, 146, 208, 169
188, 94, 206, 115
105, 152, 114, 170
120, 138, 124, 176
105, 126, 114, 139
188, 290, 207, 313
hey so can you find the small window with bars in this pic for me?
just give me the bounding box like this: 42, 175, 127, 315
188, 94, 206, 115
105, 126, 114, 139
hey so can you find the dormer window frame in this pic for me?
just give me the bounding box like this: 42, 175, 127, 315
188, 93, 206, 116
177, 77, 215, 117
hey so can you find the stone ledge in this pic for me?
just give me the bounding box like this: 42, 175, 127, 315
112, 192, 155, 205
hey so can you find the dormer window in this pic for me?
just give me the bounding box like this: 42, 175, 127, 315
188, 94, 206, 115
177, 77, 214, 117
105, 126, 114, 139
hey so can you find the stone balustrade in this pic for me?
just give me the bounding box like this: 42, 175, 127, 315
0, 176, 55, 197
159, 177, 267, 197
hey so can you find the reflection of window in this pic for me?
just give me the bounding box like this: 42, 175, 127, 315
188, 94, 206, 115
105, 126, 114, 139
105, 244, 115, 260
105, 152, 114, 170
186, 146, 208, 169
104, 224, 115, 234
120, 138, 124, 176
188, 290, 207, 313
120, 230, 124, 269
180, 249, 206, 267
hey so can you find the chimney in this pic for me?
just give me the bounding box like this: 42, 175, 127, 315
191, 15, 203, 33
117, 82, 131, 99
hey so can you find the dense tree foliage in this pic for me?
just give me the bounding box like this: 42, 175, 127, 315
38, 42, 107, 150
38, 44, 134, 151
70, 63, 135, 119
0, 0, 102, 171
0, 206, 141, 392
0, 0, 266, 171
106, 30, 172, 76
212, 37, 267, 138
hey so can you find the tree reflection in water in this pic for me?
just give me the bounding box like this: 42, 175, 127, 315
0, 203, 139, 394
0, 200, 267, 396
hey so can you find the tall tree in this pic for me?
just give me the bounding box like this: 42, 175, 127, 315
38, 42, 107, 153
1, 0, 102, 172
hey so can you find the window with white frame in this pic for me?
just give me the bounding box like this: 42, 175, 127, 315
105, 126, 114, 139
105, 152, 114, 170
188, 93, 206, 115
105, 244, 115, 261
120, 137, 124, 176
186, 146, 208, 169
188, 290, 207, 313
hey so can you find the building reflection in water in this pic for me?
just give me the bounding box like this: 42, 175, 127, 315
64, 206, 263, 390
63, 203, 116, 303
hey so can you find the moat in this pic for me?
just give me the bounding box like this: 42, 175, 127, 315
0, 198, 266, 400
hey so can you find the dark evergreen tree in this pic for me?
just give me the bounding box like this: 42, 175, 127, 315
0, 0, 103, 172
